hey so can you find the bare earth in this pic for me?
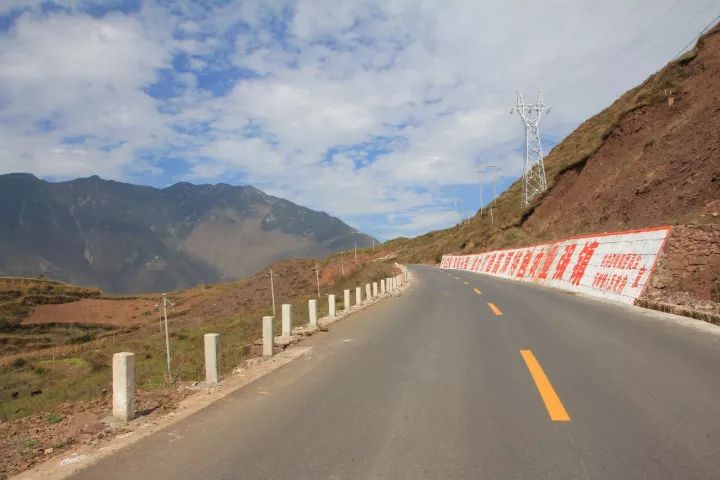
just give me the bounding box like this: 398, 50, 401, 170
23, 299, 159, 327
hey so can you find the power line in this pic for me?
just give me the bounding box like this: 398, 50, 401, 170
550, 0, 719, 94
641, 0, 719, 60
670, 10, 720, 61
538, 0, 604, 81
568, 0, 649, 76
577, 0, 692, 84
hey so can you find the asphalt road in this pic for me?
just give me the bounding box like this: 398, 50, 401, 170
71, 265, 720, 480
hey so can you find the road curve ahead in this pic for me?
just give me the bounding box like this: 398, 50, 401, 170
70, 265, 720, 480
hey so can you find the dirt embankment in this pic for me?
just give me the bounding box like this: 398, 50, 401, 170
523, 27, 720, 237
23, 298, 158, 327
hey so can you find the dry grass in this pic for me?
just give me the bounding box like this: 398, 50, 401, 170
0, 253, 399, 421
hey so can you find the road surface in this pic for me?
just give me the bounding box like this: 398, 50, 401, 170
71, 265, 720, 480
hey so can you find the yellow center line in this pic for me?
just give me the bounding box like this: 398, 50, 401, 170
487, 302, 503, 316
463, 281, 469, 285
473, 288, 482, 295
520, 350, 571, 422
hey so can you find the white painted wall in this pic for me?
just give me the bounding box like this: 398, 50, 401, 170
440, 227, 671, 304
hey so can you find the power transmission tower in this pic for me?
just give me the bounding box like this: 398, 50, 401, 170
511, 90, 549, 206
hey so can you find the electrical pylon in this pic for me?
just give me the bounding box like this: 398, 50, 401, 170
511, 90, 549, 206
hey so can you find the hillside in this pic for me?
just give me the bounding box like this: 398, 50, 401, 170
388, 25, 720, 306
0, 174, 375, 293
390, 24, 720, 261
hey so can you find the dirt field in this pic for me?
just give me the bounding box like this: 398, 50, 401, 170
23, 298, 159, 327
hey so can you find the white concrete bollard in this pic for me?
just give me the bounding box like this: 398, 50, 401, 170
365, 283, 371, 301
388, 277, 393, 291
204, 333, 220, 384
380, 279, 386, 295
263, 316, 274, 357
355, 286, 362, 306
344, 289, 351, 312
373, 282, 378, 297
281, 303, 293, 337
309, 299, 318, 327
113, 352, 135, 422
328, 294, 336, 317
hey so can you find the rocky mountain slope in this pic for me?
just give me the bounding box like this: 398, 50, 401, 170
387, 24, 720, 310
0, 174, 375, 293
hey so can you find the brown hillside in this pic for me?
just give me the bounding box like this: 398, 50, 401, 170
387, 27, 720, 262
524, 27, 720, 237
386, 24, 720, 310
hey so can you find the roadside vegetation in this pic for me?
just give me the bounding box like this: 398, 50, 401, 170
0, 251, 398, 422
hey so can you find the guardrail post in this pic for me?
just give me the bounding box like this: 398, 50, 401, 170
373, 282, 378, 297
380, 279, 385, 295
344, 289, 351, 312
365, 283, 371, 301
281, 304, 293, 336
309, 299, 318, 327
355, 286, 362, 306
263, 316, 274, 356
328, 294, 336, 317
204, 333, 220, 384
113, 352, 135, 422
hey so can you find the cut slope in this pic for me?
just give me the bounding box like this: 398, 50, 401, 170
387, 24, 720, 308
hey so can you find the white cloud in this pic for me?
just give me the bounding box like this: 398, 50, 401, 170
0, 0, 717, 238
0, 9, 173, 177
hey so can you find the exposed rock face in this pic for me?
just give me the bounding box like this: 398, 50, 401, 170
640, 225, 720, 320
0, 174, 375, 293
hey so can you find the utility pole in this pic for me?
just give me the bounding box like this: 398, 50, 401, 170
487, 165, 497, 225
354, 241, 358, 263
312, 263, 321, 298
340, 258, 345, 277
478, 157, 484, 217
372, 237, 375, 251
511, 90, 549, 206
479, 181, 484, 217
267, 269, 277, 317
155, 293, 174, 380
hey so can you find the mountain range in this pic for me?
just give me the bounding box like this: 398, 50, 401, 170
0, 173, 375, 293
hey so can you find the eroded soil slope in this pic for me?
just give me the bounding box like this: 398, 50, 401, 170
524, 29, 720, 237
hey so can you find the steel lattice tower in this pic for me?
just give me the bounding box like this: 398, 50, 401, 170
511, 90, 549, 206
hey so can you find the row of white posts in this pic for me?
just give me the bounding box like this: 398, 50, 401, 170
112, 271, 406, 422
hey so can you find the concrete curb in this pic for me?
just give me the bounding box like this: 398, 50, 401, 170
634, 298, 720, 325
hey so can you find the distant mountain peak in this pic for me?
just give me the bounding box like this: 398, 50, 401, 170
0, 174, 376, 293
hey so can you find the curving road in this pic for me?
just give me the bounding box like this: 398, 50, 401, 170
70, 265, 720, 480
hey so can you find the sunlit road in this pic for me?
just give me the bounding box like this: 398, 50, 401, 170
71, 265, 720, 480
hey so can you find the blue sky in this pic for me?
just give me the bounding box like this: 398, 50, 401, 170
0, 0, 717, 240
